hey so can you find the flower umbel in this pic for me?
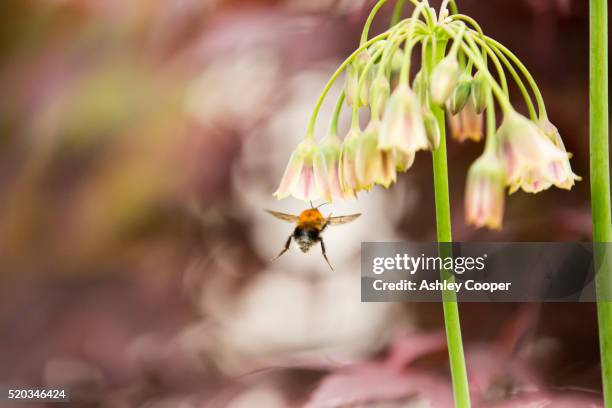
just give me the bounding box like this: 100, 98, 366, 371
271, 3, 584, 408
275, 0, 579, 232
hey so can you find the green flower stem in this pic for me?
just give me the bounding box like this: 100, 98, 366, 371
448, 0, 459, 16
462, 30, 508, 95
426, 38, 472, 408
483, 36, 547, 118
391, 0, 406, 26
352, 34, 423, 126
380, 19, 425, 76
351, 42, 388, 127
448, 24, 466, 59
450, 14, 483, 37
307, 32, 391, 137
590, 0, 612, 404
399, 5, 426, 85
361, 0, 392, 45
329, 91, 345, 136
478, 38, 537, 120
361, 0, 423, 46
484, 90, 497, 154
442, 25, 512, 114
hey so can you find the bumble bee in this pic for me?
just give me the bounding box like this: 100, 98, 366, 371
265, 204, 361, 270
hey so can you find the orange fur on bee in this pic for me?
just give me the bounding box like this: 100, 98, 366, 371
297, 209, 325, 230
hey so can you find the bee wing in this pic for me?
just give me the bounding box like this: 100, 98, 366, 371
327, 213, 361, 225
265, 209, 299, 223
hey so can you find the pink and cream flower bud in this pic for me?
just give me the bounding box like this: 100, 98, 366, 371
379, 86, 429, 155
369, 75, 391, 119
356, 121, 397, 188
471, 71, 490, 114
497, 111, 568, 193
447, 98, 483, 142
449, 73, 472, 115
423, 109, 441, 150
313, 134, 346, 202
345, 51, 372, 108
430, 55, 462, 106
339, 128, 363, 197
465, 152, 506, 230
274, 138, 322, 201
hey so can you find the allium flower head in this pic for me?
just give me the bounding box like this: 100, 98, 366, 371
448, 99, 483, 142
430, 55, 462, 106
497, 111, 568, 193
272, 1, 580, 235
274, 138, 321, 201
465, 152, 506, 230
313, 134, 346, 202
339, 128, 363, 197
356, 121, 397, 188
379, 85, 429, 155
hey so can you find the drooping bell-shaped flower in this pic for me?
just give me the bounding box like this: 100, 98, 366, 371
430, 55, 462, 106
356, 121, 397, 188
339, 128, 363, 197
497, 110, 568, 193
465, 151, 506, 230
379, 85, 429, 155
536, 118, 582, 190
274, 138, 322, 201
313, 134, 346, 202
447, 98, 483, 142
346, 51, 372, 108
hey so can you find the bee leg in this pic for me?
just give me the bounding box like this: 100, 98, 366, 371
319, 237, 334, 271
272, 235, 292, 261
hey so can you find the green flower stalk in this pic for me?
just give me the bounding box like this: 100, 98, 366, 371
590, 0, 612, 404
273, 0, 583, 405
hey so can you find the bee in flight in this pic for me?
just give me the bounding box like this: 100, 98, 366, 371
265, 203, 361, 271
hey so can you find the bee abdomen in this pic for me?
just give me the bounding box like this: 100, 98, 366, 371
293, 227, 319, 253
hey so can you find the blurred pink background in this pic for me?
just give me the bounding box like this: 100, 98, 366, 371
0, 0, 605, 406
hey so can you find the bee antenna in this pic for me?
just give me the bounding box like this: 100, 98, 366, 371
309, 200, 314, 208
316, 202, 329, 209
